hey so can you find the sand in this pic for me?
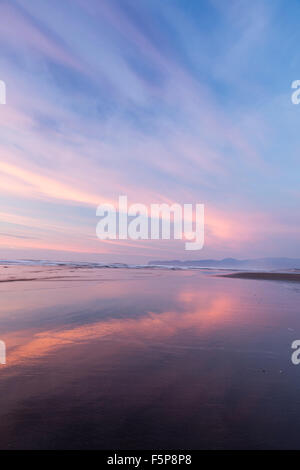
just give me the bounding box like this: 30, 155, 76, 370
220, 272, 300, 282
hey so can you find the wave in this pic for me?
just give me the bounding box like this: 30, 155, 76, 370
0, 260, 285, 274
0, 259, 272, 273
0, 259, 189, 271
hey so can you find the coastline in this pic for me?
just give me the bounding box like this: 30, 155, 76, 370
220, 272, 300, 282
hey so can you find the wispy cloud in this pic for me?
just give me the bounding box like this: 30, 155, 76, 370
0, 0, 299, 261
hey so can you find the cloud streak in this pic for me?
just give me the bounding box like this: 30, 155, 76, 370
0, 0, 299, 261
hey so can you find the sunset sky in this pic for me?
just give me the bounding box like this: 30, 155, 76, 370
0, 0, 300, 263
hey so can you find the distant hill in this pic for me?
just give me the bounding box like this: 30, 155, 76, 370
148, 258, 300, 269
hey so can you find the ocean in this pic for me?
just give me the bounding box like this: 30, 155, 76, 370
0, 262, 300, 449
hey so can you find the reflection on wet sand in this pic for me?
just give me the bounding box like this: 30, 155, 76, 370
5, 295, 234, 369
1, 266, 300, 449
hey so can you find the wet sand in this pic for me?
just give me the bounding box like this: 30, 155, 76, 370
1, 264, 300, 449
221, 272, 300, 282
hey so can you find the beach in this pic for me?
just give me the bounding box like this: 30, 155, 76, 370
221, 272, 300, 282
0, 262, 300, 449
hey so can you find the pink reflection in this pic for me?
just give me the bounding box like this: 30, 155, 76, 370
0, 267, 242, 370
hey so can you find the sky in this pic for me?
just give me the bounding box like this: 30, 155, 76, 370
0, 0, 300, 263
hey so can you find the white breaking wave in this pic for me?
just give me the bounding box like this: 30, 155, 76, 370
0, 259, 190, 270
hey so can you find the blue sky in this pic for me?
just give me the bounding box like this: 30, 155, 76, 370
0, 0, 300, 262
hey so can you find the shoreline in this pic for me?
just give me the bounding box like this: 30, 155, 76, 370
220, 272, 300, 282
